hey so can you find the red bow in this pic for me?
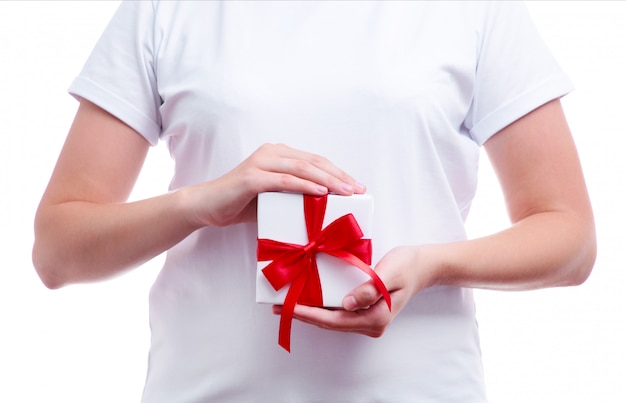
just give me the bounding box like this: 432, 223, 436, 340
257, 194, 392, 352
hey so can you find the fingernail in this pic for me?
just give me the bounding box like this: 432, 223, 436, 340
341, 183, 354, 193
343, 295, 357, 311
316, 186, 329, 195
355, 182, 366, 192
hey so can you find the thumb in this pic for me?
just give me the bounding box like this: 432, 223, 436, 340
342, 280, 383, 312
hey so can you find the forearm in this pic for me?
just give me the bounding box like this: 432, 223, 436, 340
32, 189, 197, 289
423, 210, 596, 292
443, 99, 598, 291
32, 140, 365, 289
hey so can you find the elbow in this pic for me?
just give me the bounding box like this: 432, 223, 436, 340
566, 230, 597, 287
574, 246, 596, 286
32, 240, 67, 290
32, 210, 73, 290
33, 266, 64, 290
40, 275, 64, 291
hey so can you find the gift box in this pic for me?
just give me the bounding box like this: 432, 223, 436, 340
256, 192, 391, 352
257, 192, 374, 307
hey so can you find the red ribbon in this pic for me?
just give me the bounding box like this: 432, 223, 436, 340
257, 194, 392, 352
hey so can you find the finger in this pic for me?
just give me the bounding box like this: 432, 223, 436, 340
342, 281, 382, 312
273, 304, 357, 331
279, 158, 355, 195
274, 144, 359, 186
252, 169, 330, 196
260, 144, 366, 195
342, 250, 409, 312
291, 301, 392, 337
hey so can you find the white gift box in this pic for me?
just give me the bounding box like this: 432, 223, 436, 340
256, 192, 374, 308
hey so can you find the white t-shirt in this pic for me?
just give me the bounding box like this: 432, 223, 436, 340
69, 2, 573, 402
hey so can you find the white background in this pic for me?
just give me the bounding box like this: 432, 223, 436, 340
0, 1, 624, 402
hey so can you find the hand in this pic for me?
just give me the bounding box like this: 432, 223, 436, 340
183, 143, 366, 228
274, 245, 437, 338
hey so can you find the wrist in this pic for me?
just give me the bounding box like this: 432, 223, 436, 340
412, 243, 447, 291
171, 185, 209, 230
380, 244, 444, 298
174, 178, 257, 229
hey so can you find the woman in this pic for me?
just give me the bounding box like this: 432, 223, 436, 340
33, 2, 595, 402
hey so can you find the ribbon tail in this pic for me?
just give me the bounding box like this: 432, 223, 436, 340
297, 257, 323, 307
326, 251, 392, 311
278, 271, 308, 353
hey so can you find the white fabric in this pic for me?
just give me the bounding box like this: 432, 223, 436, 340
69, 1, 573, 402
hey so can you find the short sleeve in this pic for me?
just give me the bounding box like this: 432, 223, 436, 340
68, 1, 162, 145
465, 2, 574, 145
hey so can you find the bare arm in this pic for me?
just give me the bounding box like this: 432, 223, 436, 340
33, 99, 365, 289
422, 98, 596, 291
289, 99, 596, 336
